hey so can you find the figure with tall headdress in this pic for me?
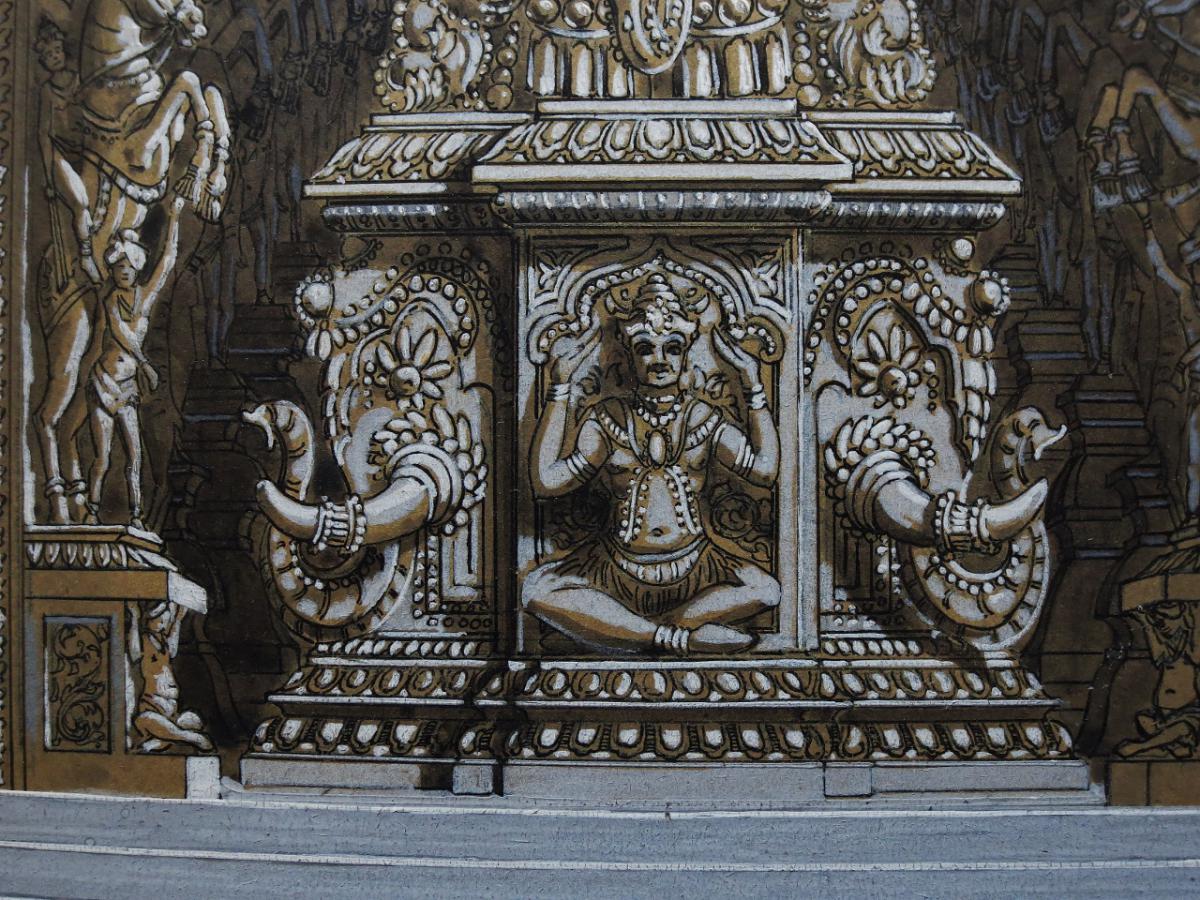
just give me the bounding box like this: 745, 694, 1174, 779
523, 273, 781, 657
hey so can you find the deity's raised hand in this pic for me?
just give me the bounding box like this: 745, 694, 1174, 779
549, 326, 600, 385
173, 0, 208, 44
712, 328, 760, 389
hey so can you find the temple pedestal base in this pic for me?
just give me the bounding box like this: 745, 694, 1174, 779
239, 651, 1099, 804
24, 527, 217, 798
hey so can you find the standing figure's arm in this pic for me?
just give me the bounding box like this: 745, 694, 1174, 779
529, 329, 608, 498
142, 196, 187, 316
1002, 0, 1047, 66
712, 331, 778, 487
212, 6, 276, 78
268, 0, 304, 52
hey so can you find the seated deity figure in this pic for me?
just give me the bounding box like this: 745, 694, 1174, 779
523, 274, 782, 657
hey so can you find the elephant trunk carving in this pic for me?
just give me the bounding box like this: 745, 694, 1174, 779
253, 475, 433, 548
826, 415, 1051, 551
244, 398, 487, 643
825, 409, 1066, 650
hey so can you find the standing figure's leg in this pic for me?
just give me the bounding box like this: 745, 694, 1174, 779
87, 400, 115, 523
35, 301, 93, 523
116, 402, 144, 529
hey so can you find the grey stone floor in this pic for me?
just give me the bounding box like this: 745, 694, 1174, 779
0, 788, 1197, 898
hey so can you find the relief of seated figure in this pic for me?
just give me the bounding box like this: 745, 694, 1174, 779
522, 273, 781, 657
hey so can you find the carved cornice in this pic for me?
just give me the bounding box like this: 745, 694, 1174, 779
321, 202, 503, 234
305, 106, 1019, 229
810, 200, 1008, 232
26, 528, 175, 572
501, 718, 1072, 763
250, 714, 1073, 763
491, 189, 833, 226
307, 113, 530, 196
251, 651, 1074, 764
811, 112, 1021, 187
474, 100, 845, 172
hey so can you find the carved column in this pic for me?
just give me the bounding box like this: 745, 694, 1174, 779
239, 112, 520, 793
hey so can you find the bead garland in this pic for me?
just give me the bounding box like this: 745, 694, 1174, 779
634, 392, 683, 428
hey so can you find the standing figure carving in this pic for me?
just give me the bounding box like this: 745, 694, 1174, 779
34, 0, 231, 526
34, 19, 100, 525
522, 273, 781, 657
86, 196, 186, 530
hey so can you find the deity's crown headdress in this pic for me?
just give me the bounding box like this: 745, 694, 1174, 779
616, 273, 697, 341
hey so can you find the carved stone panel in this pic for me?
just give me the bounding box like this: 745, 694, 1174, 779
516, 234, 803, 657
245, 239, 512, 651
44, 617, 111, 753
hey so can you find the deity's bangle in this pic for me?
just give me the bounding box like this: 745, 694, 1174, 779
934, 491, 996, 555
565, 450, 597, 483
732, 443, 757, 479
653, 624, 690, 657
546, 382, 572, 402
743, 383, 768, 410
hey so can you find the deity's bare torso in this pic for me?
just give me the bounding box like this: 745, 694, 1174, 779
579, 396, 740, 555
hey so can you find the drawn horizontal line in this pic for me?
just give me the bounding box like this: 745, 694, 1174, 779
1, 839, 1197, 875
9, 789, 1198, 822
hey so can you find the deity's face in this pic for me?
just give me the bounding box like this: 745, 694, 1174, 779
625, 328, 689, 391
37, 38, 65, 74
112, 260, 139, 289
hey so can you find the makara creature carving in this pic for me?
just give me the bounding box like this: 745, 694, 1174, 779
809, 246, 1066, 651
246, 256, 495, 645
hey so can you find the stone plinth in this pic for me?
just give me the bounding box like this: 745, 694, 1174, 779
24, 527, 217, 798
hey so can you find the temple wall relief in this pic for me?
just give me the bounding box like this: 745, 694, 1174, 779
13, 0, 1192, 805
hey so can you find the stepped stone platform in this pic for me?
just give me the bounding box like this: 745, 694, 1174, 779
0, 790, 1193, 898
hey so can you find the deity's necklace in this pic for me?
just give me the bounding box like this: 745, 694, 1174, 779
633, 392, 683, 466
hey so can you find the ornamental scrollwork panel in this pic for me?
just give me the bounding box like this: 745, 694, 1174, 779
44, 617, 111, 754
